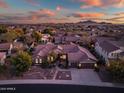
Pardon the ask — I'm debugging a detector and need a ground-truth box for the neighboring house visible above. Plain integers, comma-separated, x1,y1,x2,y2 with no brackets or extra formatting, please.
0,52,6,65
63,36,80,44
12,42,24,50
41,34,51,44
119,52,124,59
33,43,57,65
110,40,124,59
110,40,124,51
0,43,13,55
54,35,80,44
54,36,63,44
95,40,122,63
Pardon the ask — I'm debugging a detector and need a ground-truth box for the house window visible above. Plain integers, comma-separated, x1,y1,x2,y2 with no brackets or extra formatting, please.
47,56,54,62
111,53,114,57
51,57,54,62
60,55,66,59
39,59,42,63
47,57,50,61
111,53,118,57
35,58,38,64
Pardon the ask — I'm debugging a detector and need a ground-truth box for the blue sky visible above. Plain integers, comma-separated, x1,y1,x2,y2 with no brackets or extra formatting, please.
0,0,124,23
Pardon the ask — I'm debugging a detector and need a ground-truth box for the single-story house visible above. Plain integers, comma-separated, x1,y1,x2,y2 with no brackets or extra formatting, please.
63,36,80,44
33,43,97,68
54,36,63,44
54,35,81,44
41,34,51,44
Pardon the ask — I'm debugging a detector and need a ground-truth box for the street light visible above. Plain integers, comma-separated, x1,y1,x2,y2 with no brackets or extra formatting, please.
78,63,82,69
94,63,97,68
94,63,99,72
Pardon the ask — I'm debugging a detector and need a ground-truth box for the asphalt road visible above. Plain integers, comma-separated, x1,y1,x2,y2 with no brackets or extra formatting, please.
0,84,124,93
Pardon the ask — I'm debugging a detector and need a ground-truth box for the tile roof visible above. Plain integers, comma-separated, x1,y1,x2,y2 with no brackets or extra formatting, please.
79,46,97,61
68,51,88,62
33,43,56,58
99,41,120,53
65,36,80,42
96,36,115,43
58,44,79,53
110,41,124,48
0,43,11,50
59,44,97,62
54,36,62,44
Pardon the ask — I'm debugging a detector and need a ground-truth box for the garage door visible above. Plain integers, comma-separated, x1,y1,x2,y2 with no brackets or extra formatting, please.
81,63,94,69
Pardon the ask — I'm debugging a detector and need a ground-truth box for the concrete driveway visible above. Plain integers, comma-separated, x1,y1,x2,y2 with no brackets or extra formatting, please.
70,69,101,82
56,68,101,82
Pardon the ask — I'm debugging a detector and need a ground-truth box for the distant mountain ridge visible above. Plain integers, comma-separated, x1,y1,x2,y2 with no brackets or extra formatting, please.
78,20,112,25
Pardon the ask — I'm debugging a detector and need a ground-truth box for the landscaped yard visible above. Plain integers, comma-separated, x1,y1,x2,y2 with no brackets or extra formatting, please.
0,66,102,83
12,66,57,80
55,71,72,80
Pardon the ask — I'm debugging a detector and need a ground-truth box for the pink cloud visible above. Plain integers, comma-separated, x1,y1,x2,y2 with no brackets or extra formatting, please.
29,9,56,17
79,0,124,8
37,9,56,16
79,0,102,7
0,0,9,8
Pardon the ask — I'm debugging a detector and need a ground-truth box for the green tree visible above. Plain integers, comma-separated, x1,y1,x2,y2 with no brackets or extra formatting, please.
43,28,54,35
107,60,124,82
41,52,57,68
0,25,7,34
0,30,23,43
21,35,35,47
32,31,42,43
10,51,32,76
0,32,17,42
0,65,6,74
22,27,27,34
13,29,24,37
41,59,49,68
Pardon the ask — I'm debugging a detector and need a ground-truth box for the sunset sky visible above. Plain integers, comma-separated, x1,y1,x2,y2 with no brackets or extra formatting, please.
0,0,124,24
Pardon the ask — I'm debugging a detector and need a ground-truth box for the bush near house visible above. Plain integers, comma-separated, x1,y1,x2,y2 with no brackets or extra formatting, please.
41,59,50,68
0,64,6,74
41,52,57,68
31,31,42,43
107,59,124,82
0,25,7,34
10,51,32,76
